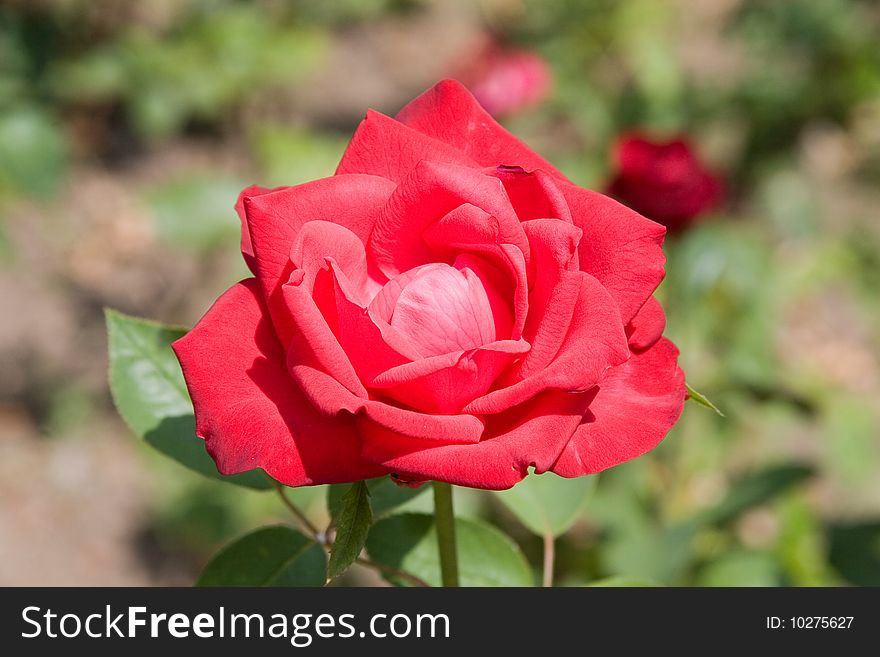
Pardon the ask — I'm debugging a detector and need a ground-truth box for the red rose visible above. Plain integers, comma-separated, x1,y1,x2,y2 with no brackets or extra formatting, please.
607,133,724,232
173,80,685,490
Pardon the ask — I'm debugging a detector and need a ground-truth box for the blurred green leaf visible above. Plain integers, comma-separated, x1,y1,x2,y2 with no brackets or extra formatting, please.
147,175,243,251
366,514,532,587
328,477,427,521
686,383,725,417
48,47,127,103
775,494,837,586
604,521,698,584
698,464,815,526
327,481,371,581
828,521,880,586
698,551,781,587
197,526,325,587
105,309,271,489
112,8,326,140
0,106,67,198
252,126,347,187
824,395,879,484
493,471,595,538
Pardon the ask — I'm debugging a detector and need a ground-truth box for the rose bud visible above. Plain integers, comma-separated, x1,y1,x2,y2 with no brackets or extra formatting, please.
173,80,685,490
457,42,552,117
607,133,725,232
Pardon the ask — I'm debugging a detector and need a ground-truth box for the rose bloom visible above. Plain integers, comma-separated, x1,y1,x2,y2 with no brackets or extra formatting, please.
607,133,724,232
459,43,552,116
173,80,685,490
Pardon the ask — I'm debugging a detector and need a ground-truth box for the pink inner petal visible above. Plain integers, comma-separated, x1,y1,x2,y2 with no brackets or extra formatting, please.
389,263,497,358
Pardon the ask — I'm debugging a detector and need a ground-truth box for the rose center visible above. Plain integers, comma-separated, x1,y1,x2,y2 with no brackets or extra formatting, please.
387,262,498,358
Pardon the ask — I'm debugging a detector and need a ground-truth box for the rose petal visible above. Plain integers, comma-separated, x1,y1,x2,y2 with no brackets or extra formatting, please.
325,262,418,379
389,263,496,358
234,184,278,275
369,160,530,279
422,219,529,339
490,166,573,226
560,182,667,324
359,388,596,490
395,79,568,180
240,174,394,342
515,219,583,380
369,339,530,415
551,337,686,477
625,295,666,352
290,220,377,303
172,279,387,486
281,268,371,398
336,109,480,183
285,355,485,445
451,252,515,341
464,271,629,414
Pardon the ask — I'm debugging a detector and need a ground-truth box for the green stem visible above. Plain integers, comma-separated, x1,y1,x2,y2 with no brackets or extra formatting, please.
542,532,555,587
432,481,459,587
274,482,320,537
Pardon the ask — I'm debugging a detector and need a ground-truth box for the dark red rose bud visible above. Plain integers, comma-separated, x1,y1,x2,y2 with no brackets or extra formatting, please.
457,41,552,117
607,133,724,232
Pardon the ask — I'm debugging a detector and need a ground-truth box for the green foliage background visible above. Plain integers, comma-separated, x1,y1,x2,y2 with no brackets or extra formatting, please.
2,0,879,586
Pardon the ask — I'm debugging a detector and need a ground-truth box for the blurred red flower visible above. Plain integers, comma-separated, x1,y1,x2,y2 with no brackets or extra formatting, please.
607,133,724,232
459,42,552,117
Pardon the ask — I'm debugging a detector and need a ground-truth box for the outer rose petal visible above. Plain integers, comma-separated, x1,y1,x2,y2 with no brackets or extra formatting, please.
172,279,387,486
336,109,480,184
359,388,596,490
551,337,686,477
285,356,485,445
625,295,666,352
234,184,278,275
560,182,667,324
395,79,569,180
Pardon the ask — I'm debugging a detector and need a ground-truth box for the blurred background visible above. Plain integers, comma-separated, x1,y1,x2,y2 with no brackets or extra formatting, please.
1,0,879,586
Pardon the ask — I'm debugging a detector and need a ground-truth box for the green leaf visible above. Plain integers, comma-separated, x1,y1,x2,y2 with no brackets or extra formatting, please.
493,471,595,538
328,477,426,521
686,383,725,416
106,309,271,489
366,513,532,587
697,464,815,526
327,481,372,581
197,526,326,587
